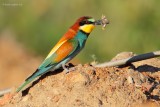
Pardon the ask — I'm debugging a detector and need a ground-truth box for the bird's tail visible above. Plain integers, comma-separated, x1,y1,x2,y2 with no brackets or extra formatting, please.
16,67,52,92
16,78,34,92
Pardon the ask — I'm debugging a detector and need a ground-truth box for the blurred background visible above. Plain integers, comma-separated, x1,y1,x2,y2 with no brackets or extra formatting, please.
0,0,160,89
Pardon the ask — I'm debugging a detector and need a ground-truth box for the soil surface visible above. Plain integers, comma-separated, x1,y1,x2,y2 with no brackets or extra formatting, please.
0,35,160,107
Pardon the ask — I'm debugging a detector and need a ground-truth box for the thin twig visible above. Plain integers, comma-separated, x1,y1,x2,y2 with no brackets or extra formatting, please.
0,88,11,97
95,51,160,67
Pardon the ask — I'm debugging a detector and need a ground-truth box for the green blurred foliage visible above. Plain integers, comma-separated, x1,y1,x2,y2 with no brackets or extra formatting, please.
0,0,160,63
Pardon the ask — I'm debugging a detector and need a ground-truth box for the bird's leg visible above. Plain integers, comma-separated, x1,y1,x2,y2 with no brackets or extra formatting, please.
62,64,69,73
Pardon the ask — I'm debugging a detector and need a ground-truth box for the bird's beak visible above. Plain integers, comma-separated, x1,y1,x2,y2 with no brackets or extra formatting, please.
94,19,109,25
94,16,109,29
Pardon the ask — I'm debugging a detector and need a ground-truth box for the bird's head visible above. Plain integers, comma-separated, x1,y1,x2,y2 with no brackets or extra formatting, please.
71,16,109,34
78,16,96,34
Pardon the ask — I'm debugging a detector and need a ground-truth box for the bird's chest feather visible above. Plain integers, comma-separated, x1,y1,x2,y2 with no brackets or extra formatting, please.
75,31,88,48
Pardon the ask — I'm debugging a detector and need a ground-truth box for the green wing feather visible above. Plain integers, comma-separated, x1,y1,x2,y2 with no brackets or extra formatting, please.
16,39,79,92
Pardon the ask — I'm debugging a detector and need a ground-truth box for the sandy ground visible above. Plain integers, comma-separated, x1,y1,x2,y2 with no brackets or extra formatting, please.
0,35,160,107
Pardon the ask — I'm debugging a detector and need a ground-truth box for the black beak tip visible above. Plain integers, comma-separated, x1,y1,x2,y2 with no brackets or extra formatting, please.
94,19,109,25
94,20,101,25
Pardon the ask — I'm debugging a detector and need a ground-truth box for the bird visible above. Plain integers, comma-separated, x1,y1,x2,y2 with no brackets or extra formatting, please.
16,16,108,92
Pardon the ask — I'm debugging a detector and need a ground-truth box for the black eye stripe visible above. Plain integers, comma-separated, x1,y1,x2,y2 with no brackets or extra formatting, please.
79,20,94,26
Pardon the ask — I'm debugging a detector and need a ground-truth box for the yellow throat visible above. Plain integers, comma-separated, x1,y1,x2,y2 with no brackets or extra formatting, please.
80,24,95,33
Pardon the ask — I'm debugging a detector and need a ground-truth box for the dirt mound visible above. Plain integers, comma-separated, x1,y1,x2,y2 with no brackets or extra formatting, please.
0,32,159,107
1,56,160,107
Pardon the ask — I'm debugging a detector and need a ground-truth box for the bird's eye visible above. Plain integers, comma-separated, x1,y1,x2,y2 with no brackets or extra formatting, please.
79,20,86,26
85,20,89,24
79,20,92,26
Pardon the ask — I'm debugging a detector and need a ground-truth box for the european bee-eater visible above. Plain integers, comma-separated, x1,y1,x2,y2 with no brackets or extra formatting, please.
16,16,109,92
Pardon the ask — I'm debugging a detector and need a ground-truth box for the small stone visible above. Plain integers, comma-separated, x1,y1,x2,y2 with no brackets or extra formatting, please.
127,76,134,84
22,94,31,102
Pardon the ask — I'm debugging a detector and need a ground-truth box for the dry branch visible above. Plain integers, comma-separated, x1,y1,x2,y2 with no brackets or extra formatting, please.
95,51,160,67
0,88,11,97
